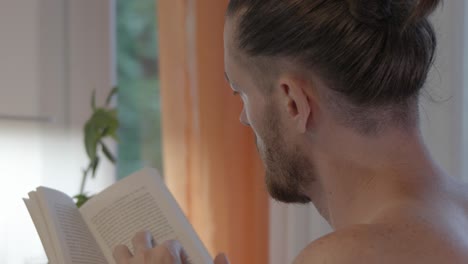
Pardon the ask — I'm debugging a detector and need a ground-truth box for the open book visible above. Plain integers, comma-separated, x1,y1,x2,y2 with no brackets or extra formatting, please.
24,168,212,264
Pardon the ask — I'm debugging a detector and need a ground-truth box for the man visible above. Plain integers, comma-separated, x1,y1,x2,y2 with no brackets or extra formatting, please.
114,0,468,263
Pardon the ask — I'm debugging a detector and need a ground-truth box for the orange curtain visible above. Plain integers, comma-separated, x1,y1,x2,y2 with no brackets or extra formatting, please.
158,1,269,263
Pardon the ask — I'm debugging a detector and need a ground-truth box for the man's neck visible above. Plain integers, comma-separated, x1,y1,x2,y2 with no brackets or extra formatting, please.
306,127,445,230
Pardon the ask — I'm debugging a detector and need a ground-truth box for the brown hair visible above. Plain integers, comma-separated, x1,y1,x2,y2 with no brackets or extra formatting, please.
227,0,441,133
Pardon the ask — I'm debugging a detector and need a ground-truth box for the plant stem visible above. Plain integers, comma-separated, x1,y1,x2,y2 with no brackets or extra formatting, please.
79,170,88,194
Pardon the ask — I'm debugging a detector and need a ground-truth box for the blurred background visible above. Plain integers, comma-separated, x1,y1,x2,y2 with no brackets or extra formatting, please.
0,0,467,263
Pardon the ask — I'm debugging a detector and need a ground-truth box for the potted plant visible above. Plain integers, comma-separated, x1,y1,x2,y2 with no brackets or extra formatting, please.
74,87,118,207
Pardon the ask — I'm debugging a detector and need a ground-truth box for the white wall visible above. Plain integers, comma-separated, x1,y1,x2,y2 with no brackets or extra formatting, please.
463,1,468,182
270,2,468,263
0,0,41,117
0,1,46,263
0,0,114,263
421,1,466,179
39,0,116,194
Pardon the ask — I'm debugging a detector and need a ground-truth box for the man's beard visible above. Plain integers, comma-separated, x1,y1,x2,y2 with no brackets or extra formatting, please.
256,105,313,204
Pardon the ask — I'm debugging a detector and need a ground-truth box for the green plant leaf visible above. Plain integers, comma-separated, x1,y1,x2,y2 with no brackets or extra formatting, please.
105,87,118,106
84,109,118,154
100,141,116,163
107,109,120,140
74,194,92,208
91,157,100,178
91,109,119,136
109,109,118,119
101,127,110,137
110,132,120,142
84,121,98,161
80,88,119,200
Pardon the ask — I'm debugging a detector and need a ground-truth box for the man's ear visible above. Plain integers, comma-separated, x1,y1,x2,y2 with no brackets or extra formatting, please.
279,78,312,134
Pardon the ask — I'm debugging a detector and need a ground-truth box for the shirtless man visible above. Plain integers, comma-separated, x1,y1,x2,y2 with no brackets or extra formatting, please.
114,0,468,263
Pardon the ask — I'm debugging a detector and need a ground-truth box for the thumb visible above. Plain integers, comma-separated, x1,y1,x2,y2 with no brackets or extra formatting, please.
214,253,230,264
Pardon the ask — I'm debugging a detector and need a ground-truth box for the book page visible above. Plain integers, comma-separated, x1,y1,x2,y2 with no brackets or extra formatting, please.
24,194,59,264
34,187,107,264
80,168,212,264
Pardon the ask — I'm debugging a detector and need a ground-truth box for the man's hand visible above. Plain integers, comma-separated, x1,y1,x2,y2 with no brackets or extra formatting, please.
113,231,229,264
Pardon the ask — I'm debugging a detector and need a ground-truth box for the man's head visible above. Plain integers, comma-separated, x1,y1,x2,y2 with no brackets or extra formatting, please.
223,0,440,203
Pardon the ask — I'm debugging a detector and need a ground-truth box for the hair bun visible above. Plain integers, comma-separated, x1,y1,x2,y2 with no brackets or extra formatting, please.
346,0,441,27
346,0,393,25
408,0,441,24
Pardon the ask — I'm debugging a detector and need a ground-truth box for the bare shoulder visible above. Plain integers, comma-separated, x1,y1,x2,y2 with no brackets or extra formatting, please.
293,222,468,264
293,180,468,264
293,224,386,264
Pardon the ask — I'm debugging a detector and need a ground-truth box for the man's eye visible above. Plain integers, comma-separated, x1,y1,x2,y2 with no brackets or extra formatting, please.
232,91,239,96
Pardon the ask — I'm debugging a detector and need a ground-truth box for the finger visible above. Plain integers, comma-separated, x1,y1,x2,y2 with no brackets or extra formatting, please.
113,244,132,263
175,242,190,263
163,240,184,255
150,242,179,263
132,231,153,254
150,236,157,247
164,240,191,263
214,253,230,264
180,247,190,263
